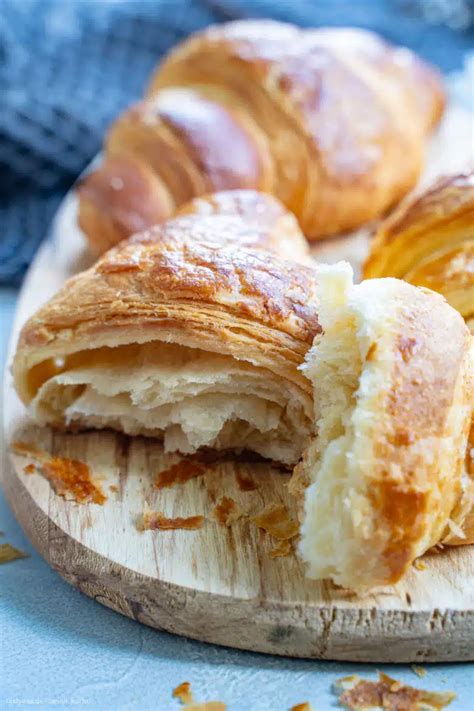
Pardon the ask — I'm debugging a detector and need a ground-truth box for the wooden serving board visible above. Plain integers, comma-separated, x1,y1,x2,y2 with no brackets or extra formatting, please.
3,106,474,663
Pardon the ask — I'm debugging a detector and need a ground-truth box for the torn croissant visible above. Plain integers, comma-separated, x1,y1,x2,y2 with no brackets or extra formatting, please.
363,171,474,333
291,263,473,590
11,189,474,589
12,195,320,468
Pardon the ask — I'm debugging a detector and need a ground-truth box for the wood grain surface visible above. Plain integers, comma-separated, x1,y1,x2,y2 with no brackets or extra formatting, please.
3,106,474,662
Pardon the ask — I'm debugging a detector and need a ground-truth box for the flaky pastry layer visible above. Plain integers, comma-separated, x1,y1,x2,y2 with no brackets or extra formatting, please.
13,221,320,466
364,171,474,331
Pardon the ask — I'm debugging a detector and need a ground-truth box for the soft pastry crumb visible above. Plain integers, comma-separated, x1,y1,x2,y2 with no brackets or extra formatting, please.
289,703,315,711
336,672,455,710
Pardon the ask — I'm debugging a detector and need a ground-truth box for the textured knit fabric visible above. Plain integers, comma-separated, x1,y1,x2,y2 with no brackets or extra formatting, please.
1,0,473,285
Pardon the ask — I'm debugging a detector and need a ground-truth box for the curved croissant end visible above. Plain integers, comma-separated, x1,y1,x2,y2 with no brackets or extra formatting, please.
291,263,473,590
364,171,474,332
77,20,445,254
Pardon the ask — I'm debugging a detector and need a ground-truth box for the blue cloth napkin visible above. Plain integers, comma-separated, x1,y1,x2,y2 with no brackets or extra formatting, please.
1,0,473,285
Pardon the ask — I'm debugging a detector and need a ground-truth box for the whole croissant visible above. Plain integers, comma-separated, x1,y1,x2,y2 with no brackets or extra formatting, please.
363,170,474,333
77,20,445,254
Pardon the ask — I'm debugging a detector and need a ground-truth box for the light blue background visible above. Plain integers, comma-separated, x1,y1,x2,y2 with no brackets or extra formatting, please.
1,288,473,709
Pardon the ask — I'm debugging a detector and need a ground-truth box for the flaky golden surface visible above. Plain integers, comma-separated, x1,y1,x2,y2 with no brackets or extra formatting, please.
364,171,474,330
77,20,444,252
293,265,473,590
162,190,311,263
13,209,320,469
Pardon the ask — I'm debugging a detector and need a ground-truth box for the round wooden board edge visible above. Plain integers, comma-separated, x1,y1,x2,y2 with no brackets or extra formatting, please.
3,455,474,663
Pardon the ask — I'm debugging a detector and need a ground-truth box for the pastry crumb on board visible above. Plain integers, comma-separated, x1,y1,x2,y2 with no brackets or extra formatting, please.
336,672,455,710
41,458,107,505
172,681,226,709
138,511,205,532
269,539,293,558
290,703,315,711
155,458,207,489
12,440,49,460
235,469,257,491
413,559,427,571
12,441,107,505
212,496,244,527
251,503,299,541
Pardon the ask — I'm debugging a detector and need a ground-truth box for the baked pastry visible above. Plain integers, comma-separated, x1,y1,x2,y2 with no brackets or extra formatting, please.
155,189,311,263
77,20,445,253
13,204,473,590
363,171,474,332
290,263,474,590
12,210,320,467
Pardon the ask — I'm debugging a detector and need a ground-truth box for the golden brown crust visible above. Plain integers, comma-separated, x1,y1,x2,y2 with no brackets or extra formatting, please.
294,270,473,590
366,283,473,581
363,171,474,325
77,154,174,256
13,215,320,405
153,22,444,237
77,19,444,253
164,190,311,262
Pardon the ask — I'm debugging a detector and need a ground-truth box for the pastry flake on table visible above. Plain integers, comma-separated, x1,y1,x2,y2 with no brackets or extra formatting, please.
171,681,226,710
336,672,455,710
